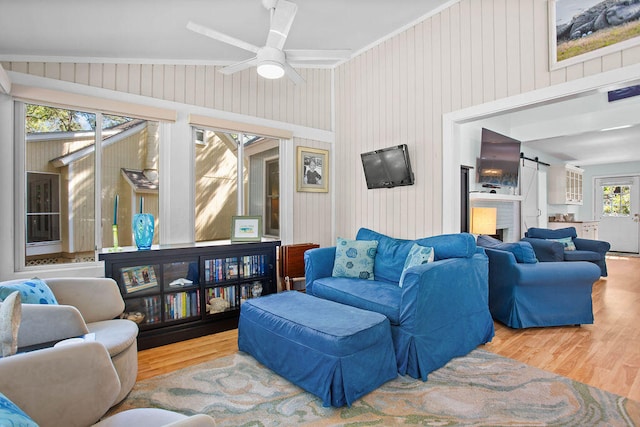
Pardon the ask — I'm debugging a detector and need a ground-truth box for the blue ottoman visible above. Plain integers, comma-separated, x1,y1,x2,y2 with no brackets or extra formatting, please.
238,291,397,407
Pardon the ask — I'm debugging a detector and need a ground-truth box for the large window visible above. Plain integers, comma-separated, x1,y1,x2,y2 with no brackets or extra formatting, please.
21,102,159,267
101,115,160,250
194,128,279,241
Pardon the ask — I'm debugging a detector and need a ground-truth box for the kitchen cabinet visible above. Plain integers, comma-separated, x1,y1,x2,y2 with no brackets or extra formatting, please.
548,165,584,205
547,221,599,240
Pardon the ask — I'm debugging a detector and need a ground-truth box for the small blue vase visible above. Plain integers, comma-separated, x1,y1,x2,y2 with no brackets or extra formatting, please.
133,213,154,250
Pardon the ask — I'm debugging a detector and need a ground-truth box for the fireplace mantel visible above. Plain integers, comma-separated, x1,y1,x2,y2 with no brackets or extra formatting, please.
469,193,523,202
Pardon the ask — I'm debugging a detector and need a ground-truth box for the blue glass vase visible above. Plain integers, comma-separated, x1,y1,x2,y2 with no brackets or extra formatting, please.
133,213,154,250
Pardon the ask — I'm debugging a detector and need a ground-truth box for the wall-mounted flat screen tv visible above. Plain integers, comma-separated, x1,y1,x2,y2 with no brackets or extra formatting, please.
361,144,415,189
476,128,521,188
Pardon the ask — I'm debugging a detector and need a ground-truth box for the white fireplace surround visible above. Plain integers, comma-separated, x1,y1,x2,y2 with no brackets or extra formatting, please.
469,193,522,242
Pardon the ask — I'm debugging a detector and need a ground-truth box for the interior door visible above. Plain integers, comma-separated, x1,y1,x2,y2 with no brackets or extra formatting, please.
594,176,640,253
520,160,547,235
265,158,279,236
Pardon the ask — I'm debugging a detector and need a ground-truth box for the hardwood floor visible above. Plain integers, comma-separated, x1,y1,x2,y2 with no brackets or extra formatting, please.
137,255,640,402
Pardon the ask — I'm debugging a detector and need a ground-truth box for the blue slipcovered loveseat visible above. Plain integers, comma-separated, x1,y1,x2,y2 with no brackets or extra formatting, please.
304,228,495,380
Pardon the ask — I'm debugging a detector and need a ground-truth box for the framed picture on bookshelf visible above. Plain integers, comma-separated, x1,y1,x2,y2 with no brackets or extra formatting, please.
121,265,159,294
231,216,262,242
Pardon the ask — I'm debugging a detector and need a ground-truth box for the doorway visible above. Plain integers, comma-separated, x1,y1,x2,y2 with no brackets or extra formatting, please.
594,176,640,253
265,158,279,236
442,64,640,235
520,160,548,234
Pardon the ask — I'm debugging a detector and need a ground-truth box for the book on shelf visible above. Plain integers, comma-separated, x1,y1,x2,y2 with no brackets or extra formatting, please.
239,254,266,278
164,289,200,321
226,258,239,279
205,285,236,312
204,257,247,282
169,278,193,287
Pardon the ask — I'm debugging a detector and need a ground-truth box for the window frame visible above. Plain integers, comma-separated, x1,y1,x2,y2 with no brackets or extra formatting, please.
6,74,303,277
192,125,282,241
14,101,162,272
601,184,632,217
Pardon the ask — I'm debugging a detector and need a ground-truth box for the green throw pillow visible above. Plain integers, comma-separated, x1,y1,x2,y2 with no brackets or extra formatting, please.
399,243,434,287
332,238,378,280
0,278,58,305
0,392,38,427
548,236,576,251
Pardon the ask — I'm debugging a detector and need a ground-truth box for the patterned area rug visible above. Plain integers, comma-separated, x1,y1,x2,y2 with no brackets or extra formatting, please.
109,349,640,426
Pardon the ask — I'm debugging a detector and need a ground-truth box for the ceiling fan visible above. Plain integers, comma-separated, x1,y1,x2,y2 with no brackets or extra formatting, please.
187,0,350,84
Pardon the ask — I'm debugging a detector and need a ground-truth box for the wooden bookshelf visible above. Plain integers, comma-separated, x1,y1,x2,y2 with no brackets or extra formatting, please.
99,240,279,350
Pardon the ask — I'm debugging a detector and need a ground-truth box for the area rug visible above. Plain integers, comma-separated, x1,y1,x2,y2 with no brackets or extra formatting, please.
109,349,640,426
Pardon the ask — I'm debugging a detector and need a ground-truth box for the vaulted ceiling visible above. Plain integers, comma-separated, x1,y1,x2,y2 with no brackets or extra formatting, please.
0,0,450,66
1,0,639,166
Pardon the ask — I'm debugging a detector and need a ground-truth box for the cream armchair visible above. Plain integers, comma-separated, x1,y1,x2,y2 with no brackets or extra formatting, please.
0,341,215,427
1,277,138,404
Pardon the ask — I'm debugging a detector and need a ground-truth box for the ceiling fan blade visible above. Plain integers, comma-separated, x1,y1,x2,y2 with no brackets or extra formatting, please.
266,0,297,50
187,21,260,54
219,57,258,75
285,49,352,61
283,62,305,85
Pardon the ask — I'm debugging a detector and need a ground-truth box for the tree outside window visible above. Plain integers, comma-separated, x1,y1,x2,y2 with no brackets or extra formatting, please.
602,185,631,216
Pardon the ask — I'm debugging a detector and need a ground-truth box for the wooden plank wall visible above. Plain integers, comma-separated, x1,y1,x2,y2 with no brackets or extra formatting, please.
292,138,332,246
3,62,333,131
333,0,640,240
3,62,334,247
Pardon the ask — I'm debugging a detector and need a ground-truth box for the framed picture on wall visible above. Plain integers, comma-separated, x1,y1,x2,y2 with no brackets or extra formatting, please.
296,146,329,193
231,216,262,242
549,0,640,70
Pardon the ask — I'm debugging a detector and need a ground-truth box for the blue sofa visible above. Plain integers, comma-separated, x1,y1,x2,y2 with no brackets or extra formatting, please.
477,235,602,328
304,228,495,381
522,227,610,276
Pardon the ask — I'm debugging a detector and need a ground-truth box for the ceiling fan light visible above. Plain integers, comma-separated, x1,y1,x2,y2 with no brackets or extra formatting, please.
257,61,285,79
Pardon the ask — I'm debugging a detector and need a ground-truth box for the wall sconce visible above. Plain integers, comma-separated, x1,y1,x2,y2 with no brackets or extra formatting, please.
471,207,497,235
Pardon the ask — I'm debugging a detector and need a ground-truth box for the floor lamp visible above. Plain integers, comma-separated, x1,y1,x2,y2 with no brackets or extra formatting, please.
471,207,497,236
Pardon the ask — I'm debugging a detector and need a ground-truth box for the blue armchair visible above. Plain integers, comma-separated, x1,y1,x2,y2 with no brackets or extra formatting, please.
522,227,610,276
477,235,602,328
305,228,495,380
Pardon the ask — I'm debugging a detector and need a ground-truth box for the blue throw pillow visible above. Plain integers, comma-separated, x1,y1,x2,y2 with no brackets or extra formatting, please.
477,235,538,264
403,243,434,271
0,392,38,426
547,236,576,251
399,244,434,287
0,278,58,305
332,238,378,280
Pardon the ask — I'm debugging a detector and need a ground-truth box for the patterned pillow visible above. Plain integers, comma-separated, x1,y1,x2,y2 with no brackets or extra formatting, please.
332,238,378,280
403,244,434,270
399,244,434,287
548,236,576,251
0,392,38,427
0,278,58,305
